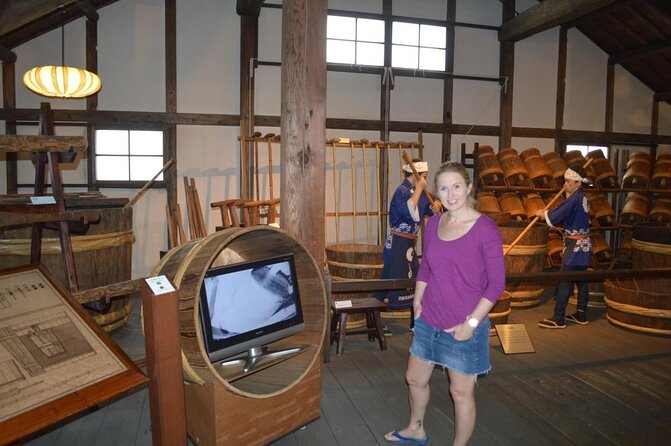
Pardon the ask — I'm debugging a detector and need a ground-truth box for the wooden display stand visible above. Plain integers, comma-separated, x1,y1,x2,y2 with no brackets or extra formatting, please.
151,226,327,445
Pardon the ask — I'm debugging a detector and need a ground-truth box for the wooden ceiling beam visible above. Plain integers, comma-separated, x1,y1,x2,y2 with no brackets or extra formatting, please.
500,0,618,42
0,0,75,38
236,0,265,16
75,0,99,22
565,0,638,29
0,43,17,63
654,91,671,102
609,38,671,65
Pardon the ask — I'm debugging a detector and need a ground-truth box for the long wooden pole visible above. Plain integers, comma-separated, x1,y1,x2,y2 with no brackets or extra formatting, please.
503,157,594,257
401,151,434,203
125,158,176,207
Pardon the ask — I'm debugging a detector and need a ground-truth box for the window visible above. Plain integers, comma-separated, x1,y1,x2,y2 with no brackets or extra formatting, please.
326,15,384,66
566,144,609,160
95,129,164,182
392,22,446,71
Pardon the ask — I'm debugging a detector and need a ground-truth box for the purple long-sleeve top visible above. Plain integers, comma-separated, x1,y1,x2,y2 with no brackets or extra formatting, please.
417,214,506,329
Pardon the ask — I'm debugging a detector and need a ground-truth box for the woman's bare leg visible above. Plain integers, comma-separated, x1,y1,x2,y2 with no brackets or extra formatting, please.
385,355,434,441
447,369,477,446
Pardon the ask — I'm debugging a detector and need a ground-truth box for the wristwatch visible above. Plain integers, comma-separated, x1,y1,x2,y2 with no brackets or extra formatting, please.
466,316,479,328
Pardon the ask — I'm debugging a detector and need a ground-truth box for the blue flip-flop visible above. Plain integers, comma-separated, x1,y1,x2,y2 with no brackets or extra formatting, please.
385,430,429,445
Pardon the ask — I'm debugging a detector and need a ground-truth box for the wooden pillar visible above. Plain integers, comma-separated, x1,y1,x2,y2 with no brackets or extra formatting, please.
165,0,178,216
141,278,188,446
499,0,515,150
2,60,17,194
280,0,327,268
85,16,99,192
239,4,260,200
442,0,456,163
379,0,393,242
554,26,567,154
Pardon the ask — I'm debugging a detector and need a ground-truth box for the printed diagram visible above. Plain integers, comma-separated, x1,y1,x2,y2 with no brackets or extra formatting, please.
0,312,95,377
0,269,126,423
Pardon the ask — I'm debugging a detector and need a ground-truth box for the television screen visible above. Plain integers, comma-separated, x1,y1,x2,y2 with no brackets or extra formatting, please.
198,253,305,366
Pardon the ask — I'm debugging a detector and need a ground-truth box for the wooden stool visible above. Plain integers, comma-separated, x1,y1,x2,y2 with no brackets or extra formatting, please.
330,297,387,356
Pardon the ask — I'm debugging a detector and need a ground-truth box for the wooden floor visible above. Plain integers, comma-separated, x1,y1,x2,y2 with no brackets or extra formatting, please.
26,293,671,446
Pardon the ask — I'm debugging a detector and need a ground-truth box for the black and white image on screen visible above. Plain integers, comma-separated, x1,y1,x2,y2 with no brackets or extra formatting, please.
204,262,297,340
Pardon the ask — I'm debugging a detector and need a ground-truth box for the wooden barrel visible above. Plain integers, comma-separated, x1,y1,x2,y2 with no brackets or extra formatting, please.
498,148,530,187
650,160,671,190
622,158,651,189
617,228,633,265
542,152,568,187
520,148,553,188
477,191,501,214
0,196,134,332
648,198,671,223
488,290,511,334
591,232,614,265
522,193,546,219
498,192,527,221
563,150,596,179
619,192,648,226
500,222,548,307
476,151,505,187
546,231,564,268
631,222,671,269
569,270,606,308
604,278,671,336
586,150,618,189
544,192,565,211
325,243,383,328
586,193,615,227
151,226,327,391
627,151,651,167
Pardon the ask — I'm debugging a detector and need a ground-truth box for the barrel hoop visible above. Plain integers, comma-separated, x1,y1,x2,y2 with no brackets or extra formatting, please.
606,314,671,335
0,230,135,255
488,308,512,318
326,259,383,270
501,244,547,255
631,238,671,255
604,296,671,319
508,288,544,299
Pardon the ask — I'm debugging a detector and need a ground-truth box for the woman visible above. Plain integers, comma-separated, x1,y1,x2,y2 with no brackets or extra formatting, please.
385,161,505,446
536,164,592,329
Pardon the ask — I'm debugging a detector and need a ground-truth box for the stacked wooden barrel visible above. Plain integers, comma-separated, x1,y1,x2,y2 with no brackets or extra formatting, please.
622,152,651,189
520,148,554,190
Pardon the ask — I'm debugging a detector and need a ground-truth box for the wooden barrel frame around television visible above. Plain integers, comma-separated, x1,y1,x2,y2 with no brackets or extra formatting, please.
150,226,328,445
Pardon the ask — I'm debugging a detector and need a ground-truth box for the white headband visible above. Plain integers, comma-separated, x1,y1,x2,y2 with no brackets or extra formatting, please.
403,161,428,173
564,167,589,183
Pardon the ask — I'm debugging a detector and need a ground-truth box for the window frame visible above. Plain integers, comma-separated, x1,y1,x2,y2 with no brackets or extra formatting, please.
91,125,168,189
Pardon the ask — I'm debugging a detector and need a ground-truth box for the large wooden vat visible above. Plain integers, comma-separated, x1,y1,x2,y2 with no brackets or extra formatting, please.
325,243,383,327
0,196,133,332
631,222,671,269
151,226,327,445
604,278,671,336
500,222,548,307
488,290,511,333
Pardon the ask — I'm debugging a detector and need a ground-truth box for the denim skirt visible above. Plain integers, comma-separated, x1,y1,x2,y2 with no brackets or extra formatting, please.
410,316,491,375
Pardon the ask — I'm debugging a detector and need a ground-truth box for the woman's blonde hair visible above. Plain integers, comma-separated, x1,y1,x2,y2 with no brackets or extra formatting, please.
433,161,477,208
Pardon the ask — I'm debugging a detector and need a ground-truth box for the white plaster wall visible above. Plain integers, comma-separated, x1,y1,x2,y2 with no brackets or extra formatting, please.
456,0,501,26
97,0,165,112
176,0,239,114
328,72,380,119
393,0,446,19
454,27,499,78
613,66,653,134
390,77,443,123
564,29,607,131
452,79,501,127
329,0,382,14
512,28,558,129
511,137,555,154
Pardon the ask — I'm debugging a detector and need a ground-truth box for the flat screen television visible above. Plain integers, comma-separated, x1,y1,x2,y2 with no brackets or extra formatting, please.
198,253,305,375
